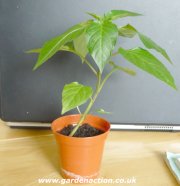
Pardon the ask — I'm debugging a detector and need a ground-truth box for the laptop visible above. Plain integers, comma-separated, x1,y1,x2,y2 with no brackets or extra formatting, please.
1,0,180,131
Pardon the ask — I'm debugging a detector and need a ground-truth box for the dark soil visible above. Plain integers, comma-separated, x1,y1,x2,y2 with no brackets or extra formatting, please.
58,123,104,137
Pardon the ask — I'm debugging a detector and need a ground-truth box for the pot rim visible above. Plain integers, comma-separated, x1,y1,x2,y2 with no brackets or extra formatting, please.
51,114,110,140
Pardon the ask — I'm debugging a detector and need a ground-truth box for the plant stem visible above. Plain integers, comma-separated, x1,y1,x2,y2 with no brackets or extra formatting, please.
99,68,117,91
69,72,101,137
69,99,94,137
76,106,81,114
112,51,119,57
69,67,117,137
84,58,97,76
63,48,97,76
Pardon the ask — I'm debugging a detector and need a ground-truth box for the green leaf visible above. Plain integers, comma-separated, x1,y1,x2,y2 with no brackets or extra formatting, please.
62,82,93,114
26,42,75,54
109,61,136,76
59,42,75,51
73,32,88,62
96,109,112,114
105,10,141,20
26,48,41,53
86,20,118,73
27,43,89,67
118,24,137,38
118,47,176,89
138,33,172,63
117,23,172,64
86,12,101,20
33,21,91,70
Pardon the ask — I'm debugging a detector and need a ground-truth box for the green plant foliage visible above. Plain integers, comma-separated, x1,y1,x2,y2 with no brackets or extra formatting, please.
86,12,101,20
109,61,136,76
33,21,91,70
73,32,88,61
118,24,172,63
28,10,177,136
105,10,141,20
26,42,75,54
61,82,93,114
119,47,176,89
138,33,172,63
96,109,112,114
86,20,118,73
26,42,88,64
118,24,137,38
26,48,41,53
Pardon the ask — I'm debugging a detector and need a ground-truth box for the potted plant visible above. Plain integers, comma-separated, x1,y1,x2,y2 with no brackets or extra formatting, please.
28,10,176,180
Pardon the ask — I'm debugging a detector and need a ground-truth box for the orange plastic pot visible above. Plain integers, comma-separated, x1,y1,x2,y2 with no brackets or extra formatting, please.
51,114,110,180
